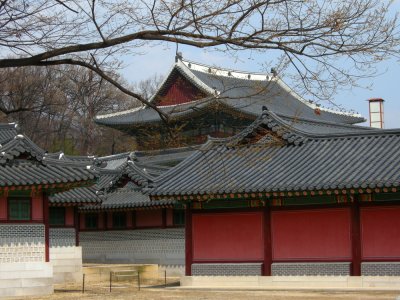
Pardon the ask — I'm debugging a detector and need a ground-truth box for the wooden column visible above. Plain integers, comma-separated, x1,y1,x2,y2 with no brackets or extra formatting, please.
162,208,167,228
74,207,80,246
351,196,361,276
43,192,50,262
185,204,193,276
263,204,272,276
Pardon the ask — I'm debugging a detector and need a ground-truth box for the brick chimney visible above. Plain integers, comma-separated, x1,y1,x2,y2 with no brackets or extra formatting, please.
368,98,384,129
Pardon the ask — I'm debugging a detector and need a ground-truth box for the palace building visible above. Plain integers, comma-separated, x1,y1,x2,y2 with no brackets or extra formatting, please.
0,124,96,297
81,56,370,273
95,55,365,152
149,108,400,282
2,55,396,296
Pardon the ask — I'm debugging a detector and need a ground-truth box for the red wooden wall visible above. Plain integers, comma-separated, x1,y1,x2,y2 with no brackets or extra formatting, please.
156,74,204,106
271,208,352,260
192,212,264,261
166,208,173,227
31,195,43,221
361,206,400,259
0,196,6,220
65,207,74,226
136,210,163,228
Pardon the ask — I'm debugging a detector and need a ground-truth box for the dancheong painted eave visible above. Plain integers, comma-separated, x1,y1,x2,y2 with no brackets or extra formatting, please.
148,110,400,199
95,57,366,127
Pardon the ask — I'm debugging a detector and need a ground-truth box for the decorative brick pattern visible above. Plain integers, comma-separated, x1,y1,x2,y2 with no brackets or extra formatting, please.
50,228,76,247
271,263,351,276
0,224,45,263
79,228,184,265
191,263,263,276
362,262,400,276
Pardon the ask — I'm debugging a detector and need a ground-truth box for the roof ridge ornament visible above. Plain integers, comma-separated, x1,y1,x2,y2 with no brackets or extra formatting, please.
175,52,183,62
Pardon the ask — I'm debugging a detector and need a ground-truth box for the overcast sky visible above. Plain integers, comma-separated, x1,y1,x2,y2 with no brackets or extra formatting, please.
121,2,400,128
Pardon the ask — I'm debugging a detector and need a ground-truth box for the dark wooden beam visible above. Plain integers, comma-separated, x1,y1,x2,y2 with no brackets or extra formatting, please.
185,205,193,276
351,196,361,276
263,204,272,276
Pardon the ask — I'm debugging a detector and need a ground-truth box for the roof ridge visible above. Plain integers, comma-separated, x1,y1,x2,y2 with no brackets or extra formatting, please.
181,58,363,119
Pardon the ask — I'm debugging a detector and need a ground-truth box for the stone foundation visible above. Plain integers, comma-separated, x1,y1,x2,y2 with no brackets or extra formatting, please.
181,275,400,290
50,246,82,284
0,262,53,297
49,228,82,284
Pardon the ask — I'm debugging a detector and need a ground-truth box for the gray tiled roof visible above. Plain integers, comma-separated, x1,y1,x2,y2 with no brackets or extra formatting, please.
50,186,101,204
0,123,18,144
150,110,397,197
0,130,96,188
95,59,365,126
80,183,175,211
50,151,174,206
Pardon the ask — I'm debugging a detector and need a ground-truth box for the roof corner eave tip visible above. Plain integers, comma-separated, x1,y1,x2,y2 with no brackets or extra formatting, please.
95,106,144,120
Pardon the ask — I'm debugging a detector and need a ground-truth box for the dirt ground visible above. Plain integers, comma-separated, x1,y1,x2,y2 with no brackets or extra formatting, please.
22,285,400,300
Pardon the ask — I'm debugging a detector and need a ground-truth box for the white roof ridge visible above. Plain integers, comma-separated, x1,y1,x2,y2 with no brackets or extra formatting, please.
95,106,143,119
181,58,274,81
182,58,362,118
275,77,363,118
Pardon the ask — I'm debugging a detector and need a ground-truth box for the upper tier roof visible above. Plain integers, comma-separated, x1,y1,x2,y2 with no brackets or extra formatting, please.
96,58,366,126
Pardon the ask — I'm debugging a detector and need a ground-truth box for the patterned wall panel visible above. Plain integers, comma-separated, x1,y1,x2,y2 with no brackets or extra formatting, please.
191,263,263,276
362,262,400,276
0,224,45,263
50,228,76,247
271,262,351,276
79,228,184,265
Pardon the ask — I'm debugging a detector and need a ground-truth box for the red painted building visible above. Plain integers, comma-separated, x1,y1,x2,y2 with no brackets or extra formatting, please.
96,56,365,151
50,153,186,268
150,109,400,277
0,125,96,296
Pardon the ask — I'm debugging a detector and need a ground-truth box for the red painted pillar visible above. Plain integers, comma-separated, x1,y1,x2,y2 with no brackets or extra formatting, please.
74,207,80,246
351,196,361,276
43,193,50,262
263,205,272,276
185,205,193,276
162,208,167,229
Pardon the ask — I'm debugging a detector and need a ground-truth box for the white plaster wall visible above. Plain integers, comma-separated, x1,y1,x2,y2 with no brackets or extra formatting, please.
50,246,82,284
0,262,53,297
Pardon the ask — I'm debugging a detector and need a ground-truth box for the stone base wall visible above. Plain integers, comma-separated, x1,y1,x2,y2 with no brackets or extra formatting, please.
271,262,351,276
50,246,82,284
49,228,82,284
159,264,185,277
0,262,53,297
362,262,400,276
192,263,263,276
181,275,400,290
79,228,184,266
0,224,45,263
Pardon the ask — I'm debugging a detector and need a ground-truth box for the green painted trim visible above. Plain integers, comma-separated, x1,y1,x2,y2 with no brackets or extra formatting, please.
280,195,337,206
8,190,31,197
374,192,400,202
